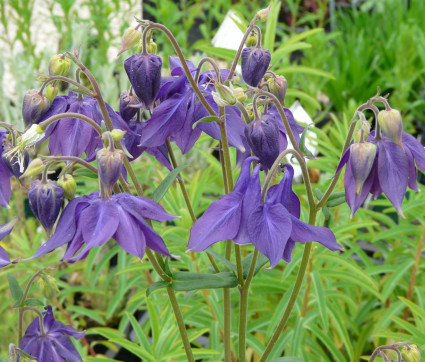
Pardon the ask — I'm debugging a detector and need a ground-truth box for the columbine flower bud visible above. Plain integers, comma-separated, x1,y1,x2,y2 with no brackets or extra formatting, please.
349,142,377,194
354,120,371,143
119,91,140,122
400,344,421,362
246,33,258,47
241,46,271,87
97,146,124,196
244,115,280,169
256,5,271,22
147,39,157,54
28,180,64,234
37,273,59,298
57,174,77,200
267,75,287,104
48,54,71,76
245,104,255,121
124,53,162,110
20,158,45,179
212,83,237,107
45,84,58,102
22,90,51,127
377,109,403,147
118,27,142,56
110,129,126,141
233,87,247,103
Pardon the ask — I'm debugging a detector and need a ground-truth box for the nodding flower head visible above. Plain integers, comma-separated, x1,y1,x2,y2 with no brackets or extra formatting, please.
377,109,403,147
241,46,271,87
1,139,30,179
96,141,124,197
124,53,162,110
119,90,140,122
29,180,64,234
22,90,51,127
244,115,280,170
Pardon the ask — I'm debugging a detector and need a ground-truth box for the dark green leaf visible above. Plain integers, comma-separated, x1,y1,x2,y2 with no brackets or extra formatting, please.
7,273,23,304
151,165,187,202
171,272,238,291
73,167,98,179
322,206,331,219
242,252,269,278
299,127,315,157
25,298,44,307
146,281,170,297
327,195,346,207
206,250,237,273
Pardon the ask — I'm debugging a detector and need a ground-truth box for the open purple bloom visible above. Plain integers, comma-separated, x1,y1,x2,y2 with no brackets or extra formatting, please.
338,131,425,217
32,192,177,262
19,306,84,362
188,158,342,268
38,92,131,161
0,130,13,207
0,218,17,268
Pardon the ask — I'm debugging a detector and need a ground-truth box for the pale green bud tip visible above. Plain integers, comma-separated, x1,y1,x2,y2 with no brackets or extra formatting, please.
267,75,287,104
246,33,258,47
377,109,403,147
45,84,58,102
49,54,71,76
118,27,142,56
58,174,77,200
256,5,271,22
212,83,237,107
233,87,247,103
401,344,421,362
20,159,45,179
111,129,127,141
350,142,377,194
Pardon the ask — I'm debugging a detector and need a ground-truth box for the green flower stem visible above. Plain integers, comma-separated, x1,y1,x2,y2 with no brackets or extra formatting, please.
18,270,44,342
194,57,222,84
39,112,101,135
165,139,220,273
20,306,46,336
300,246,316,317
39,155,98,175
69,55,194,361
235,244,244,287
238,248,258,361
39,75,94,97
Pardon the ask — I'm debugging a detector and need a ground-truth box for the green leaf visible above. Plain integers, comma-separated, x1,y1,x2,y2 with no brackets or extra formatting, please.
146,298,160,349
146,281,170,297
192,115,220,129
124,312,152,354
277,66,335,80
321,206,331,219
196,45,237,62
206,250,237,273
299,127,315,157
152,165,187,202
281,28,324,47
7,273,23,304
286,88,321,110
108,338,155,361
242,251,269,278
381,260,414,300
312,271,329,331
269,358,304,362
171,272,238,291
24,298,44,307
73,167,98,179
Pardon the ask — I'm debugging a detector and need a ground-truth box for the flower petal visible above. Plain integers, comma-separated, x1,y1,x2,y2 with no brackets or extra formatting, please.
248,203,292,268
402,132,425,171
377,139,408,216
188,193,242,252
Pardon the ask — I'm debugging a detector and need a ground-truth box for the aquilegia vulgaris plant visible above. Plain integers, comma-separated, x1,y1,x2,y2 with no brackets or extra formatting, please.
0,4,424,362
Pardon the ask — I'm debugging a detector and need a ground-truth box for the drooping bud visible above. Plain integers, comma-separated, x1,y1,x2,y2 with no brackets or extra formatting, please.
377,109,403,147
96,146,124,196
245,32,258,47
37,273,59,298
79,72,94,92
349,142,377,194
244,115,280,169
119,91,140,122
117,27,142,56
20,158,45,179
212,83,237,107
48,54,71,76
146,39,157,54
400,344,421,362
2,141,29,178
267,75,287,104
256,5,271,22
22,90,51,127
28,180,64,234
124,53,162,109
45,84,58,102
233,87,247,103
57,174,77,200
245,104,255,121
241,46,271,87
353,120,371,143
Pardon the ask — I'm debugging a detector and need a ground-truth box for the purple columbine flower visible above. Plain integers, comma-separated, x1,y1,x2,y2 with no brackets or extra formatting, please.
37,92,131,161
19,305,84,362
241,46,271,87
0,218,17,268
28,180,65,234
119,90,140,122
188,157,342,268
124,53,162,110
32,192,177,262
0,130,13,207
338,131,425,217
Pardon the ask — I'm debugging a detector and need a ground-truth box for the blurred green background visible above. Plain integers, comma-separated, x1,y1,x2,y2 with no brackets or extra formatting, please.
1,0,425,361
